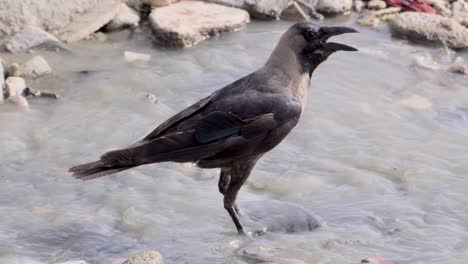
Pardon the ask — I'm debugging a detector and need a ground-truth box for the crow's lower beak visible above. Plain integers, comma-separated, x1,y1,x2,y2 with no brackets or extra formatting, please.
320,26,358,52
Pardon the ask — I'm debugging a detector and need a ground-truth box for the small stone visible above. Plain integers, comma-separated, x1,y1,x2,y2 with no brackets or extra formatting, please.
22,56,52,78
413,53,440,70
122,250,163,264
124,51,152,63
106,3,140,31
391,12,468,48
400,95,432,110
316,0,353,14
367,0,386,9
354,0,365,12
6,63,22,77
449,61,468,74
148,0,181,7
149,1,250,47
4,26,66,53
6,95,29,110
4,77,26,97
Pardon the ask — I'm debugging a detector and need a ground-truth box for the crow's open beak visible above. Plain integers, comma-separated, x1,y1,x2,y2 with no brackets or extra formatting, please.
320,26,358,52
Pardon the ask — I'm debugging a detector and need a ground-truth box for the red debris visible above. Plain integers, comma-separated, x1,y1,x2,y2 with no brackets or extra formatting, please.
384,0,436,13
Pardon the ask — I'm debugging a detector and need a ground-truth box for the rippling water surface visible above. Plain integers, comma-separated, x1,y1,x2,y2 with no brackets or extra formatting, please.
1,18,468,264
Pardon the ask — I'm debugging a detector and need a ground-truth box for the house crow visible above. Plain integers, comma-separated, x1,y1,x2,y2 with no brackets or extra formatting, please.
69,22,358,234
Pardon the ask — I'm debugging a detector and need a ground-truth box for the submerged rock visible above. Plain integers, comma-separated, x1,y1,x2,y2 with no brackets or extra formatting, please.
122,250,163,264
316,0,353,14
391,12,468,48
149,1,249,47
22,55,52,78
400,94,432,110
4,76,26,97
57,0,121,43
6,95,29,110
240,200,320,233
4,26,65,53
106,3,140,31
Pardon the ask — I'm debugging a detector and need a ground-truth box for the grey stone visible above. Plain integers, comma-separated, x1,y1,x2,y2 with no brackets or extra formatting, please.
4,76,26,98
4,26,65,53
6,63,22,77
57,0,121,43
367,0,386,9
206,0,290,19
391,12,468,48
105,3,140,31
316,0,353,14
354,0,365,12
149,1,249,47
22,55,52,78
240,200,320,233
122,250,163,264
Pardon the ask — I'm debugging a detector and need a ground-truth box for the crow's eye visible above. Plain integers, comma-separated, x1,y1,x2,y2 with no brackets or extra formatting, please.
304,29,317,41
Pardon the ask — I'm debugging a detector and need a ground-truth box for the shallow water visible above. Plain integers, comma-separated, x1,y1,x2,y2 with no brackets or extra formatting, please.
1,18,468,264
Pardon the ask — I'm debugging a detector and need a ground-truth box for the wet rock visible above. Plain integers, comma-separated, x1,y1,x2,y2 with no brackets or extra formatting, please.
400,95,432,110
451,0,468,15
149,1,249,47
281,0,325,20
6,95,29,110
122,250,163,264
106,3,140,31
4,76,26,97
124,51,152,63
148,0,181,7
206,0,290,19
453,11,468,28
354,0,365,12
367,0,386,9
427,0,451,16
316,0,353,14
5,63,22,77
240,200,320,233
57,0,121,43
449,57,468,74
391,12,468,48
239,243,307,263
22,55,52,78
4,26,65,53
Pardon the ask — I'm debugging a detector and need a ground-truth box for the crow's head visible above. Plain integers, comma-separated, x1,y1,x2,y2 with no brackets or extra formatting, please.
277,22,358,67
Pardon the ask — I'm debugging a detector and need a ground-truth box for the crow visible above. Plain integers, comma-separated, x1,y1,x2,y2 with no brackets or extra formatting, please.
70,21,358,234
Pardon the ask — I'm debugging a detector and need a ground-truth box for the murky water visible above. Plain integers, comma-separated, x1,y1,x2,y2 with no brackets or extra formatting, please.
1,18,468,264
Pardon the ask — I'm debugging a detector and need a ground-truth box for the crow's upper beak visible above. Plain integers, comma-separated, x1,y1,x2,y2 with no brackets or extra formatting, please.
320,26,358,52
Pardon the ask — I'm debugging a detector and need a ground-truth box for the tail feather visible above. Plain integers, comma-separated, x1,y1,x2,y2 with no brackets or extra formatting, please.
69,160,134,181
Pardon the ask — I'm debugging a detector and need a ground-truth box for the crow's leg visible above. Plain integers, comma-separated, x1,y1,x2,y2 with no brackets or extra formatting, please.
223,159,257,234
218,168,231,195
219,169,240,213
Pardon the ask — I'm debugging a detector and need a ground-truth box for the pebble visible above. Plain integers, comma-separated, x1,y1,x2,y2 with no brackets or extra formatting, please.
124,51,152,63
